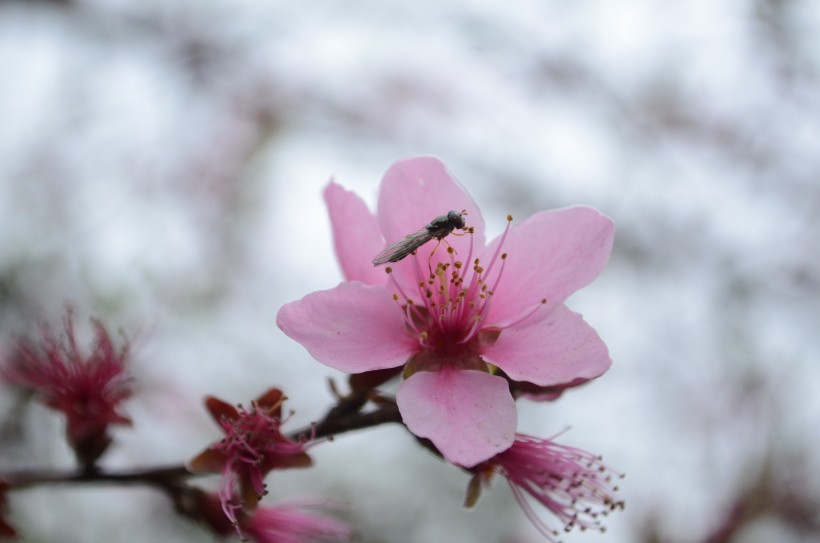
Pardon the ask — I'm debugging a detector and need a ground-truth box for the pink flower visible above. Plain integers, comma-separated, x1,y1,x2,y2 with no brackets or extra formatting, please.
467,434,624,541
189,389,313,526
178,489,350,543
1,311,132,466
241,502,352,543
276,157,614,467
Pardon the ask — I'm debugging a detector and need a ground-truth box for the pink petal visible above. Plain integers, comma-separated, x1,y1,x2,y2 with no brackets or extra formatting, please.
244,503,352,543
276,282,417,373
376,157,485,284
323,181,387,286
481,206,614,327
396,368,516,467
481,303,611,386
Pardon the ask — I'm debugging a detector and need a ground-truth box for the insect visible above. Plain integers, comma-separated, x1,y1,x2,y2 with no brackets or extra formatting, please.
372,210,467,266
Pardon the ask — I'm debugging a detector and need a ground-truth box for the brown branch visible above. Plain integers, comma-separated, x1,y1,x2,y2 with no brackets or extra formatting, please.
1,396,403,491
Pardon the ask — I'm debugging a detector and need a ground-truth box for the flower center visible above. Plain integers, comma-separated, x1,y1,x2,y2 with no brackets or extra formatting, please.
217,407,281,466
386,214,550,355
216,399,308,469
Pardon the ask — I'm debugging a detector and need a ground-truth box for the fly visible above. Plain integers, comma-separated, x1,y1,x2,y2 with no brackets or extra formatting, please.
372,210,467,266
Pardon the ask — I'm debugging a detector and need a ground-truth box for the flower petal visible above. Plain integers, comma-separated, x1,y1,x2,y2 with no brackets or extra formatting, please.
205,396,240,424
188,448,228,473
256,388,285,418
242,503,352,543
376,157,485,284
396,368,516,467
323,181,387,286
276,282,417,373
481,303,611,386
482,206,614,327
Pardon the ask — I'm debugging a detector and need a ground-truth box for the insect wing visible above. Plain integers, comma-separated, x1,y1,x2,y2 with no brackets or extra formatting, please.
372,227,436,265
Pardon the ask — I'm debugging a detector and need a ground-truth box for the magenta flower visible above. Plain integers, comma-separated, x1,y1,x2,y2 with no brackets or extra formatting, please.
189,389,313,526
180,489,350,543
467,434,624,541
1,311,132,466
241,502,352,543
276,157,614,467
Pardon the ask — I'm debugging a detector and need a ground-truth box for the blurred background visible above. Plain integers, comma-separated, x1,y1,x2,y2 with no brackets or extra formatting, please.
1,0,819,542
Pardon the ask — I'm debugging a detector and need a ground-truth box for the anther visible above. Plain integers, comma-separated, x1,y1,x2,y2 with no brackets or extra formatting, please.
385,266,392,274
435,264,450,300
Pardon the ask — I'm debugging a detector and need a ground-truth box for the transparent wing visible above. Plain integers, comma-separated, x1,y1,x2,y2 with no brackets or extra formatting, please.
372,228,435,265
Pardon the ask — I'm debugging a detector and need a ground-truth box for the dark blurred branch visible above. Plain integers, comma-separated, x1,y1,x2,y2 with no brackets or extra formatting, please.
701,450,820,543
1,393,403,491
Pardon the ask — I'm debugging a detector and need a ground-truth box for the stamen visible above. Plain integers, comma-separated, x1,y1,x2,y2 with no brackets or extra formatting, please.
476,253,508,327
387,269,415,307
482,214,512,279
456,259,484,325
489,253,507,290
387,269,427,327
435,264,449,304
458,314,484,344
402,304,425,339
492,298,548,330
411,251,435,316
461,258,483,307
508,482,562,541
463,228,475,279
447,245,460,278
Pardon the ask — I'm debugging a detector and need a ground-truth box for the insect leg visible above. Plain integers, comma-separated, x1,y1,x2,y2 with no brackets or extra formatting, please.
426,239,443,276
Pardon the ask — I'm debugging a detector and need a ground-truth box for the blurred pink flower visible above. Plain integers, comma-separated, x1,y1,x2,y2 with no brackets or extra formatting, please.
182,489,350,543
1,311,132,466
242,502,351,543
467,434,624,541
277,157,613,467
189,389,313,526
